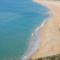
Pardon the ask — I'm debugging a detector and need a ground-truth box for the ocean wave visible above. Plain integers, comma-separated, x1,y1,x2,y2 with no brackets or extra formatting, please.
21,17,49,60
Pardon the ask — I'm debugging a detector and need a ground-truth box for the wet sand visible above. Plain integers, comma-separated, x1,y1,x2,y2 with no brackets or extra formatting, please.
31,0,60,60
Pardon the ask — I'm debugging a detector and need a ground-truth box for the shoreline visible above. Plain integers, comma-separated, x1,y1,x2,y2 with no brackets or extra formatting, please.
22,11,50,60
22,18,49,60
22,0,60,60
21,0,52,60
31,0,60,60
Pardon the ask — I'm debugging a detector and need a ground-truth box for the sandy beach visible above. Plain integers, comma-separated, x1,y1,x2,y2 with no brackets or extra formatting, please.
31,0,60,60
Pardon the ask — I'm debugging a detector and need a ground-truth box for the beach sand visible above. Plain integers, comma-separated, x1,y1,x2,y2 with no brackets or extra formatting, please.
31,0,60,60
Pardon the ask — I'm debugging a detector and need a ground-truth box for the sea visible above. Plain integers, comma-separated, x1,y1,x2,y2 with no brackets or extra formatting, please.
0,0,49,60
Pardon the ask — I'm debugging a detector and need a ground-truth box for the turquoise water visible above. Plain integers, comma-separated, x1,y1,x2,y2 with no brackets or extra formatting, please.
0,0,49,60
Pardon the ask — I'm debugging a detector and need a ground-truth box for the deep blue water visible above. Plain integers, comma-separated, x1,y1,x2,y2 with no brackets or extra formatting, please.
0,0,49,60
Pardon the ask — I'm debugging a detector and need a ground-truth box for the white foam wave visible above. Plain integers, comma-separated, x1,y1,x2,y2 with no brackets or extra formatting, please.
22,17,49,60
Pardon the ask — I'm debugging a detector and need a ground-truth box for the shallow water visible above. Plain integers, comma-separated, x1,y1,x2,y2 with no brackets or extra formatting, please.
0,0,49,60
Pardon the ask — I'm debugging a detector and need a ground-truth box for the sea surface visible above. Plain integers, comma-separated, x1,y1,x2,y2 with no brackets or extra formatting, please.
0,0,49,60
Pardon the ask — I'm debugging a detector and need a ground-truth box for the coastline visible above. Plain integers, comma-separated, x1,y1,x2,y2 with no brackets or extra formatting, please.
22,17,50,60
22,7,50,60
31,0,60,60
22,0,51,60
22,0,60,60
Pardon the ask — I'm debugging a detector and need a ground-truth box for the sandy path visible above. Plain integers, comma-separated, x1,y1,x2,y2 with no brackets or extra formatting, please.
31,0,60,60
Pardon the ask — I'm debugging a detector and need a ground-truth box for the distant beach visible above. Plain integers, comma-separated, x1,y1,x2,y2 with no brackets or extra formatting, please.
22,17,50,60
22,1,49,60
22,0,60,60
31,0,60,60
